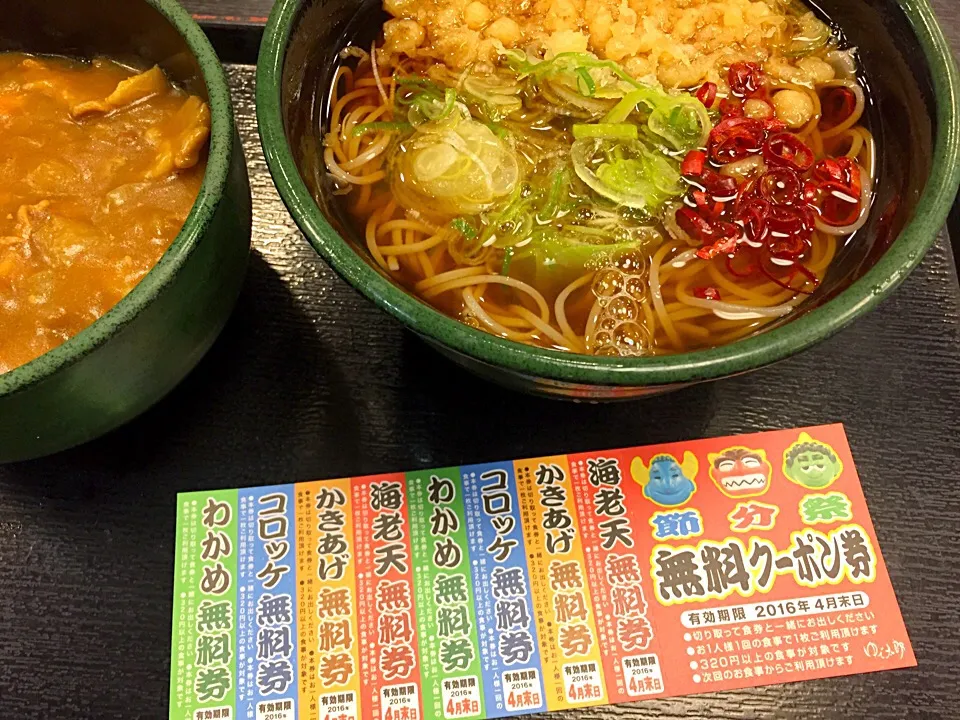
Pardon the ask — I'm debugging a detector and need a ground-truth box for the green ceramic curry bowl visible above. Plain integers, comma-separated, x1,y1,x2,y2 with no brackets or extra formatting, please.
257,0,960,399
0,0,252,462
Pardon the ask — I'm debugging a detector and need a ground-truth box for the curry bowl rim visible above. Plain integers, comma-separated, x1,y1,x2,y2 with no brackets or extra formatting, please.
0,0,236,397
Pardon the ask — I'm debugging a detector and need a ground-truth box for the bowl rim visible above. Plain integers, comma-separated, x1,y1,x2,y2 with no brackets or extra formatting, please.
0,0,235,397
256,0,960,386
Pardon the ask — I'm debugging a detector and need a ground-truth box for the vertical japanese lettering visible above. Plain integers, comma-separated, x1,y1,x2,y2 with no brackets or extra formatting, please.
407,468,485,720
237,486,299,720
514,455,606,710
354,473,424,720
183,490,238,720
296,479,362,720
569,453,663,702
462,463,545,718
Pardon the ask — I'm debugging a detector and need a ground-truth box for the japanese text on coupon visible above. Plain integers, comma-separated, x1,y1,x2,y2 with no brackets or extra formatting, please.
171,424,915,720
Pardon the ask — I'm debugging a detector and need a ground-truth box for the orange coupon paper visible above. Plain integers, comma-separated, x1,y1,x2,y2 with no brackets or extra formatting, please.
170,424,914,720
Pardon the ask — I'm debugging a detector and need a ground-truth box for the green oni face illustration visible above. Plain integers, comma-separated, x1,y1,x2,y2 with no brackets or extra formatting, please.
783,432,843,489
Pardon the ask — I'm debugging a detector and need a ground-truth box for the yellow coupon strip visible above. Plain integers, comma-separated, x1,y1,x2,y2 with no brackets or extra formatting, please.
295,478,362,720
514,455,607,710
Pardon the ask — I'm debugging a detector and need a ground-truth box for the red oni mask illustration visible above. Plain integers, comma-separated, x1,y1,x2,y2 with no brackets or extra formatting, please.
707,446,772,498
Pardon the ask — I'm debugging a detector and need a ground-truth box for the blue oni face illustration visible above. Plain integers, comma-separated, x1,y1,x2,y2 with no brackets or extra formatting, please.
631,452,698,507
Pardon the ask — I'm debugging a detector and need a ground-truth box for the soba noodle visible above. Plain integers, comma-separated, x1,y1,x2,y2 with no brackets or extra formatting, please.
319,2,874,357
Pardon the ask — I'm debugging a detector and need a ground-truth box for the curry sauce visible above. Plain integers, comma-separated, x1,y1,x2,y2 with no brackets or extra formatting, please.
0,54,210,374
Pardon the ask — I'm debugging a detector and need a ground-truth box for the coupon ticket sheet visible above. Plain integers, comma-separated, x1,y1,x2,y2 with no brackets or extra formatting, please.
170,424,915,720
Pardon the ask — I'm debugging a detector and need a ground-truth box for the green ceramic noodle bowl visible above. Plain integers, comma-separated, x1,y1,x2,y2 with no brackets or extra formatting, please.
257,0,960,399
0,0,252,462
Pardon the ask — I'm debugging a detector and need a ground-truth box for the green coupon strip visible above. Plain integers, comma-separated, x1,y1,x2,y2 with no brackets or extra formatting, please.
407,467,485,720
171,489,238,719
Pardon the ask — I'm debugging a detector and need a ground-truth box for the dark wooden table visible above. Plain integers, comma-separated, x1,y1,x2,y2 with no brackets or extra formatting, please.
2,2,960,719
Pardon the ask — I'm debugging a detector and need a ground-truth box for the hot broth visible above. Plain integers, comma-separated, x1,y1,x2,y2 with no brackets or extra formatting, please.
320,0,872,356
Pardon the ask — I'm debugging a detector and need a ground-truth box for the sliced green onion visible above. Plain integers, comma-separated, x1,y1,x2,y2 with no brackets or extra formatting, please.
397,77,446,108
602,89,652,123
537,168,568,223
575,67,596,97
785,12,830,57
492,48,710,149
438,88,458,120
398,90,440,107
571,137,682,211
484,121,509,139
451,217,478,239
572,123,639,140
647,98,711,152
351,121,412,136
412,96,437,115
501,247,514,276
478,182,530,248
396,76,437,87
507,52,644,90
512,228,649,290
